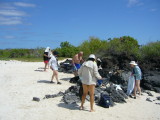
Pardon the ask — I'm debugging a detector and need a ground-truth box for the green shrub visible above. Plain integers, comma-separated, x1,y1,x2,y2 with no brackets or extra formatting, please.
55,41,79,58
140,41,160,59
79,37,107,57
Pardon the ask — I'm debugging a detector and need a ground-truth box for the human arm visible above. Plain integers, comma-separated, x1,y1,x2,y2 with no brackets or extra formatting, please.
44,52,49,57
93,63,102,79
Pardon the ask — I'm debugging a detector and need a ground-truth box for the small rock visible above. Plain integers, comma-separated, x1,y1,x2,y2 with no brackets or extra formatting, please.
155,103,160,105
33,97,40,102
146,91,153,96
156,96,160,100
146,98,152,102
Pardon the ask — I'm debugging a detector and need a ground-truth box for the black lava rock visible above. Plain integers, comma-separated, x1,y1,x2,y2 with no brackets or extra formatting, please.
69,76,79,83
146,98,152,102
33,97,40,102
146,91,153,96
157,96,160,100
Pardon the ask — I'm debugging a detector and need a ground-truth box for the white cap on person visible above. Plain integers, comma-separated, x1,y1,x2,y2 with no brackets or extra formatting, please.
89,54,96,59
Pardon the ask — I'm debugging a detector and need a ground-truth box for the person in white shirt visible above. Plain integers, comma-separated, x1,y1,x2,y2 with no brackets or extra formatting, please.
49,51,61,84
78,54,102,112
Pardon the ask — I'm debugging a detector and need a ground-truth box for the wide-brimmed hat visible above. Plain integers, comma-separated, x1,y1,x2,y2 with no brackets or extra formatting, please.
129,61,137,65
89,54,96,59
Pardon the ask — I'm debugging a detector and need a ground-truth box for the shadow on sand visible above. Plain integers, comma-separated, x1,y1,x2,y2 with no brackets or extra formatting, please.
34,67,47,72
34,70,44,72
60,78,71,81
37,80,51,84
57,103,89,111
57,103,79,110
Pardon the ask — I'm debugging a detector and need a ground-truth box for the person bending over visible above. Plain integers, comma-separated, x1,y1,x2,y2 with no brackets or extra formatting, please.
129,61,142,99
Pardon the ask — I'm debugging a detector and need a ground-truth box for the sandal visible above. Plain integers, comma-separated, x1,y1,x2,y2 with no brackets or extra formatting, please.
57,82,62,84
50,81,55,83
133,96,136,99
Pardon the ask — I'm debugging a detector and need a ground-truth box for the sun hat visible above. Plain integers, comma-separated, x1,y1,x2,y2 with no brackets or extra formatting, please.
45,47,50,52
89,54,96,59
129,61,137,65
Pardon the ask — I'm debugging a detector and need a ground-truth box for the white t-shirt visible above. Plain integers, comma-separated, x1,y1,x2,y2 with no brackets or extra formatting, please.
49,55,58,70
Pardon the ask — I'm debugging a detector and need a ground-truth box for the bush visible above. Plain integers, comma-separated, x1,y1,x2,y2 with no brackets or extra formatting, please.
140,41,160,59
0,48,44,59
79,37,107,57
106,36,140,57
55,41,79,58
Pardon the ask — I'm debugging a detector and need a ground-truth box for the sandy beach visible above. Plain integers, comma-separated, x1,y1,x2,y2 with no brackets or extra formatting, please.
0,60,160,120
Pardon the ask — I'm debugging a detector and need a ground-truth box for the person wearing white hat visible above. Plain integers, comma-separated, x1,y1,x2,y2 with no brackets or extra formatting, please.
129,61,142,99
43,47,51,71
78,54,102,112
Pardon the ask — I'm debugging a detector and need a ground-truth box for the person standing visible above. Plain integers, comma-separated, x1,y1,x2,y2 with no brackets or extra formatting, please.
49,51,61,84
72,51,84,76
78,54,102,112
129,61,142,99
43,47,51,71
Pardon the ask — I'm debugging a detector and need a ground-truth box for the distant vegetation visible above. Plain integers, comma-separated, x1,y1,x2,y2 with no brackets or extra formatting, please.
0,36,159,62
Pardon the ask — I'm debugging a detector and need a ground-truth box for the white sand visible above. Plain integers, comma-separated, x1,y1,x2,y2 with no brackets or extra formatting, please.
0,60,160,120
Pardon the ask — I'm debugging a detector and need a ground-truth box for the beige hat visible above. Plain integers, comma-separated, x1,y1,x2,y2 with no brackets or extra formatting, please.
129,61,137,65
89,54,96,59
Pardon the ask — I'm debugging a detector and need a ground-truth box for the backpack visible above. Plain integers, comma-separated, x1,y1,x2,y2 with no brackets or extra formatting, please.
98,93,111,108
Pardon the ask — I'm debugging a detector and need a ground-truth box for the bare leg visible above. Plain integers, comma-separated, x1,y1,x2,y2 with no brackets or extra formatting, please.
44,63,48,71
89,85,95,112
52,70,59,83
53,70,59,82
134,80,138,98
80,84,89,110
47,62,49,69
137,80,141,95
51,72,55,82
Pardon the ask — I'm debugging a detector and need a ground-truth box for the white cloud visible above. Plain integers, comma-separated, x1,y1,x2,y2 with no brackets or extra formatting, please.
0,35,16,39
0,16,22,25
0,2,36,25
127,0,143,7
0,10,27,16
14,2,36,8
4,35,16,39
150,8,157,12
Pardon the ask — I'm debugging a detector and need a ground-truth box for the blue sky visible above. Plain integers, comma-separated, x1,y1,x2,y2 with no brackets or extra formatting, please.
0,0,160,49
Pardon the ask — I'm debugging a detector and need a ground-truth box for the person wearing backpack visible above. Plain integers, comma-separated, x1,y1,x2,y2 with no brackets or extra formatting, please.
78,54,102,112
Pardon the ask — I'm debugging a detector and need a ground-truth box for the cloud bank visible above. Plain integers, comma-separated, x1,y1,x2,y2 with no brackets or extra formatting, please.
0,2,36,25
